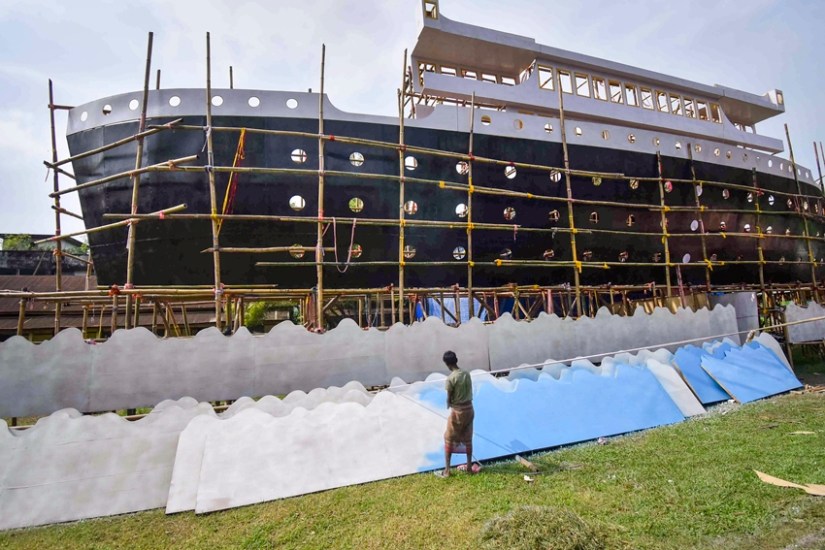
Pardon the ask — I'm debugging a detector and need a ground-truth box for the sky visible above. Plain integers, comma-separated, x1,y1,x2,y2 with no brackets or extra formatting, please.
1,0,824,237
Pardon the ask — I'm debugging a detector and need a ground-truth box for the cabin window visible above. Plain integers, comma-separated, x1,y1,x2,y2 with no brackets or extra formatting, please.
462,69,478,80
440,66,457,76
625,84,638,107
710,103,722,123
640,87,654,109
558,70,573,94
452,246,466,260
696,101,709,120
609,80,623,103
593,77,607,100
482,73,497,84
519,63,534,83
575,74,590,97
501,76,516,86
538,65,554,90
670,94,682,116
422,62,435,73
683,98,696,118
656,90,669,112
424,2,438,19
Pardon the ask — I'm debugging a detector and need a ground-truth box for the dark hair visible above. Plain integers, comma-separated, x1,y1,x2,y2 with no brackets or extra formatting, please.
442,350,458,365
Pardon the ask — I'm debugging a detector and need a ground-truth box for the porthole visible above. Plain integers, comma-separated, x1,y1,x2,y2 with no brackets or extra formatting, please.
211,96,223,107
785,229,792,236
349,197,364,213
349,152,365,167
350,244,363,258
619,251,628,262
548,209,560,222
720,221,727,231
746,192,754,204
102,104,112,115
714,148,721,157
690,220,699,232
455,203,468,218
694,144,702,153
499,248,513,260
592,176,602,187
768,159,773,168
743,153,748,162
575,127,583,136
787,198,794,209
653,137,661,147
404,156,418,171
629,179,639,190
550,170,562,183
601,130,609,140
248,96,261,107
80,111,88,122
589,211,599,224
766,226,773,234
291,148,307,164
695,184,703,197
403,200,418,215
675,141,682,150
543,249,555,260
627,134,636,144
664,180,673,193
803,201,809,211
722,189,730,200
780,162,785,170
481,115,491,126
289,245,305,259
514,119,524,130
503,207,516,221
286,98,298,109
403,245,416,259
544,123,554,133
504,165,517,179
128,99,139,111
456,161,470,175
626,214,635,227
582,250,593,261
710,253,718,261
169,96,181,107
726,151,732,160
652,252,662,262
289,195,306,211
744,224,752,232
682,253,691,264
768,195,775,206
453,246,467,260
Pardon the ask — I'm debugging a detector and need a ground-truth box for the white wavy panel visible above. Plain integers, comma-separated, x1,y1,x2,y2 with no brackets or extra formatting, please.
487,306,738,372
0,329,91,418
254,319,386,394
383,316,489,381
0,398,212,531
752,333,791,370
784,302,825,343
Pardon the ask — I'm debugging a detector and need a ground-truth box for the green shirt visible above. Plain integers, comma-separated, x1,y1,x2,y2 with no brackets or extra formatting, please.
446,368,473,407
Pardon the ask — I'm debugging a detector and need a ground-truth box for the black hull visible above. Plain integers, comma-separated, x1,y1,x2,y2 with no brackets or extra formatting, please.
68,115,825,288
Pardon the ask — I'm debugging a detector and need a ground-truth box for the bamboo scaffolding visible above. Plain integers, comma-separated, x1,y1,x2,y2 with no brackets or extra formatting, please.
205,33,223,329
687,145,711,289
48,79,63,335
34,204,187,244
51,205,84,221
316,44,327,331
467,93,476,318
785,124,818,286
656,151,673,297
752,168,768,301
397,49,408,324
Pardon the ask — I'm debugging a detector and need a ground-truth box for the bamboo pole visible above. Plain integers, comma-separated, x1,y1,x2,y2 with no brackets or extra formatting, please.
819,142,825,197
205,33,223,329
785,124,817,286
656,151,673,297
51,205,84,221
467,93,476,318
16,299,25,336
815,142,825,198
125,31,154,329
110,294,118,335
397,50,407,324
687,145,711,289
48,79,63,335
156,69,161,90
316,44,326,332
752,168,767,304
34,204,187,244
555,72,581,316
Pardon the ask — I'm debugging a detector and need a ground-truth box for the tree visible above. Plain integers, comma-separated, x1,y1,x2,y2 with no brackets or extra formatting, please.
2,234,34,250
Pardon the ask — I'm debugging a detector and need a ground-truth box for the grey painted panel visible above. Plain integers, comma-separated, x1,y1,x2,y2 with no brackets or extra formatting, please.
785,302,825,343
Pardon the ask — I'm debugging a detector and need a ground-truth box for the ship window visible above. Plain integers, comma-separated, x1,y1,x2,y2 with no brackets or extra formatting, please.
601,130,609,141
653,252,662,262
714,148,721,157
628,134,636,143
575,74,590,97
544,122,553,133
501,76,516,86
550,170,562,182
593,77,607,101
456,161,470,175
80,111,88,121
582,250,593,261
514,119,524,130
519,63,534,84
482,73,497,84
722,189,730,199
640,88,653,109
558,70,573,94
538,65,554,90
440,66,457,76
548,209,560,222
453,246,466,260
695,184,703,196
405,156,418,171
694,143,702,153
289,244,305,259
499,248,513,260
664,180,673,193
455,203,468,218
404,245,416,259
726,150,732,160
682,253,691,264
690,220,699,232
625,84,638,106
652,137,660,147
289,195,306,211
349,152,365,166
710,253,718,261
710,103,722,123
462,69,478,80
350,244,363,258
102,104,113,115
768,159,773,168
424,1,438,19
129,99,139,111
744,224,752,232
404,200,418,215
349,197,364,213
609,81,623,103
248,96,260,108
589,211,599,223
766,226,773,234
503,207,516,220
719,220,727,231
629,179,639,190
481,115,491,125
421,62,435,73
504,165,517,179
543,249,555,260
286,98,298,109
656,91,669,112
684,98,696,118
575,127,582,136
169,96,181,107
291,149,307,164
669,94,682,116
626,214,635,226
745,192,753,204
619,251,628,262
768,194,775,206
675,141,682,150
697,101,709,120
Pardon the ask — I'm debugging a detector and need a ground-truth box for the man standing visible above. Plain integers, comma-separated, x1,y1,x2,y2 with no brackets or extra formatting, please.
439,350,474,477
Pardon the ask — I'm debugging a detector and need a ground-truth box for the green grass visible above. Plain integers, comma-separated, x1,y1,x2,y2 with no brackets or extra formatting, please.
1,393,823,549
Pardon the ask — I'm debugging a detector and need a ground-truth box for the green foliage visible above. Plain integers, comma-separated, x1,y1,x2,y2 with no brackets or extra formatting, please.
243,301,272,330
2,234,34,250
480,505,616,550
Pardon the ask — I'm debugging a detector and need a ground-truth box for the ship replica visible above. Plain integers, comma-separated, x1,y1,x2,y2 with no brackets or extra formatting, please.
64,0,825,298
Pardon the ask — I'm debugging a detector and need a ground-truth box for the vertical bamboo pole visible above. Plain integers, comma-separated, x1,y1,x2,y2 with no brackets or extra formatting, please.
16,299,25,336
151,301,158,334
555,75,582,317
785,124,817,286
182,304,191,336
229,66,234,89
110,294,118,335
687,146,711,289
815,142,825,198
124,33,154,329
133,295,141,327
81,305,89,338
752,168,768,312
155,69,161,90
48,80,63,335
467,93,476,318
396,50,408,323
655,151,673,297
315,44,326,331
205,33,223,329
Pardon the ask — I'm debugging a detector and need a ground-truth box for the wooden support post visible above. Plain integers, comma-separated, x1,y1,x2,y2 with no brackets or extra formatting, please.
687,145,712,289
181,304,191,336
48,80,63,336
390,287,397,325
110,294,118,336
397,50,407,323
467,93,476,318
151,301,158,334
81,305,89,338
785,125,817,287
656,151,673,297
125,32,154,329
155,69,161,90
315,44,326,332
357,296,364,327
17,299,25,336
205,33,223,329
439,292,446,323
752,168,768,311
133,295,141,328
229,65,234,89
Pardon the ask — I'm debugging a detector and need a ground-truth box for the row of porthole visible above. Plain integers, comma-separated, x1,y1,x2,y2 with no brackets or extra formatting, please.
80,96,302,122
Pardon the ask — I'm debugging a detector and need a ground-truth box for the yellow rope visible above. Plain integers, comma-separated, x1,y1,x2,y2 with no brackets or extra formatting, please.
217,128,247,235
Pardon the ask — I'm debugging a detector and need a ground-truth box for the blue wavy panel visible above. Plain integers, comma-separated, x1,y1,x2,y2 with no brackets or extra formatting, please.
673,346,731,405
700,343,802,404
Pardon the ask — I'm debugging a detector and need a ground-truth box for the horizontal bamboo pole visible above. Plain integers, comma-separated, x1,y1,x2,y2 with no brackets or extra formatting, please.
51,205,85,221
255,258,817,269
61,251,93,265
33,203,187,244
202,246,335,254
45,164,76,180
